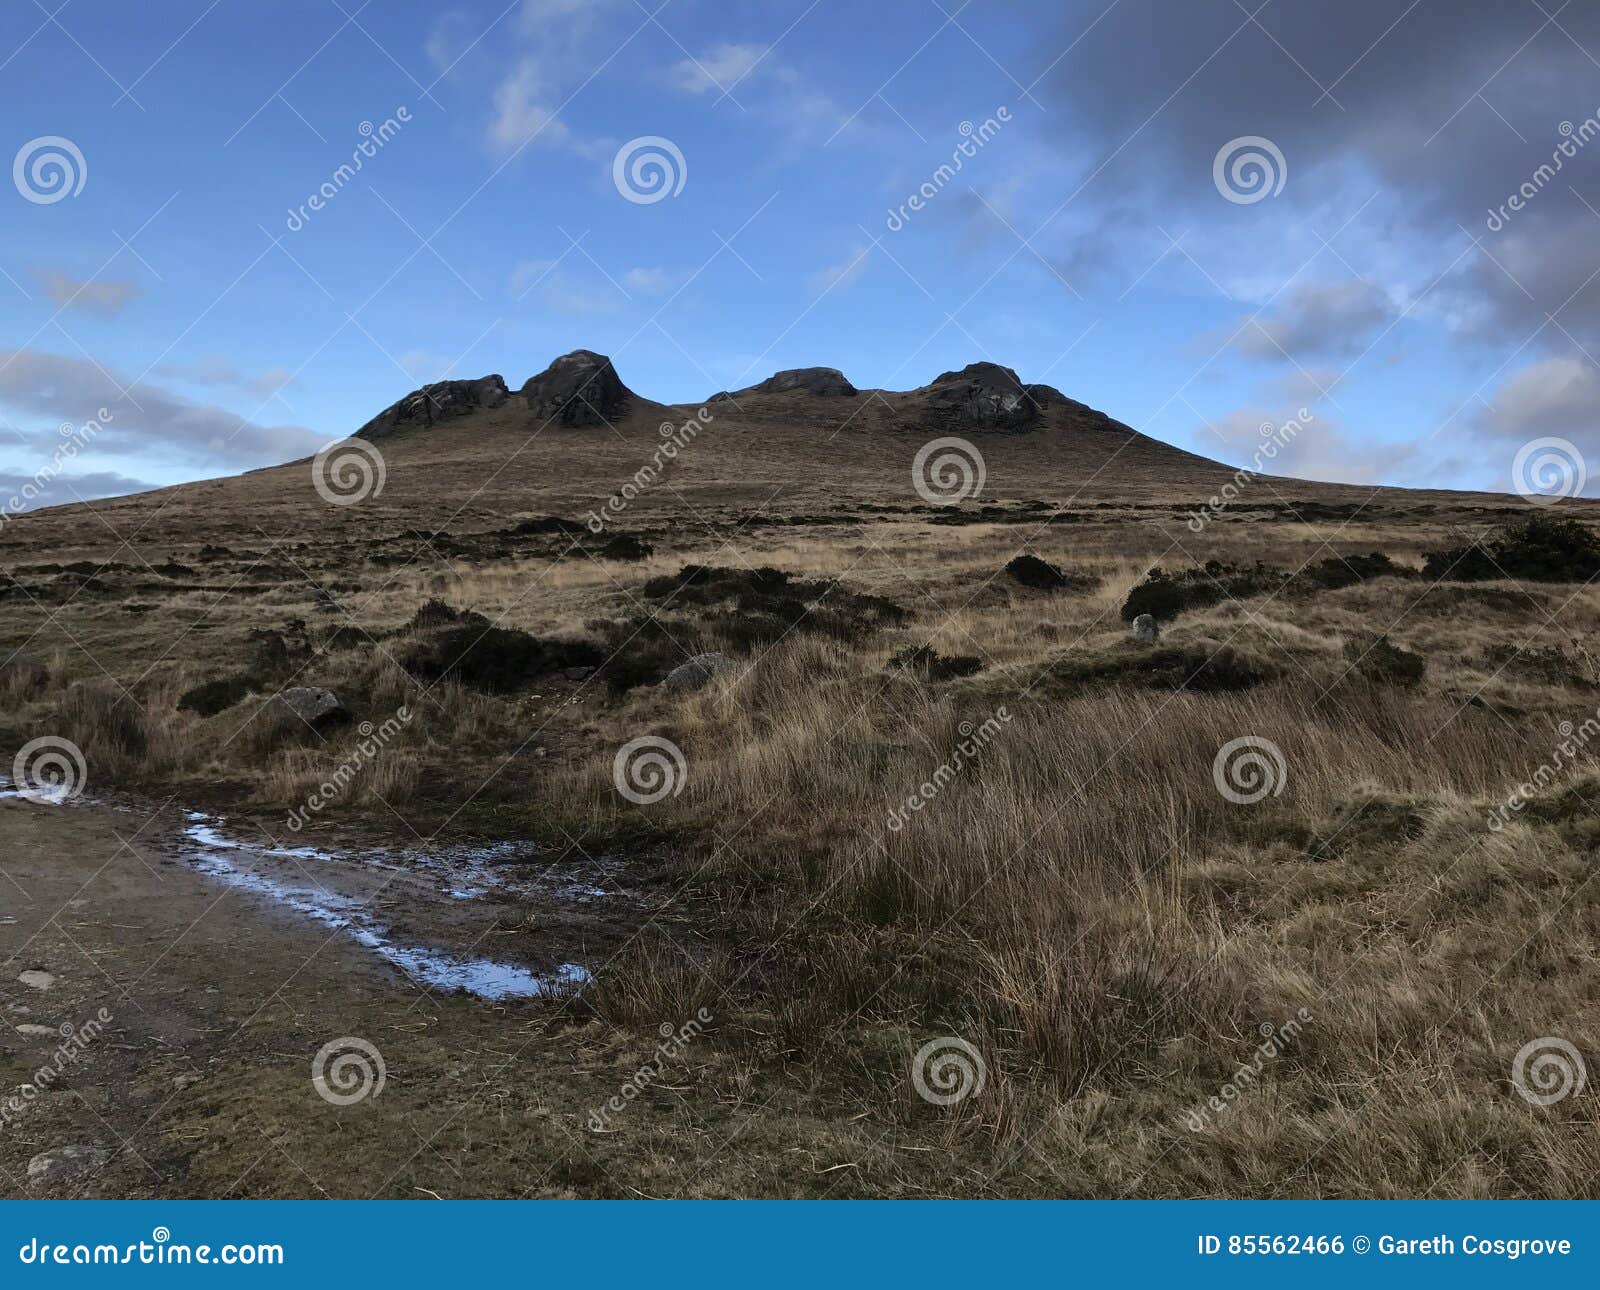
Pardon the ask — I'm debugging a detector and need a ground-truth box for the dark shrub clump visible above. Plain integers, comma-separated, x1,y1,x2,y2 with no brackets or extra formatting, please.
593,534,653,561
1120,562,1284,622
402,625,603,693
1342,633,1425,687
1002,554,1096,592
890,645,984,681
179,674,259,717
409,599,489,632
1422,515,1600,584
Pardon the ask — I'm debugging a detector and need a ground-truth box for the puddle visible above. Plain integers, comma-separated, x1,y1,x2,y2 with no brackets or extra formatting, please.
179,815,595,1001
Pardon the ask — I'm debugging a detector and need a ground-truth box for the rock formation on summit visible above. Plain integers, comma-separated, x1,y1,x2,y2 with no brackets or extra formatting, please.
918,362,1067,430
749,367,858,397
521,350,634,427
356,375,509,440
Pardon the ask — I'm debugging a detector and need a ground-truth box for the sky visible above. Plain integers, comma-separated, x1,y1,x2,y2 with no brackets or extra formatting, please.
4,0,1600,508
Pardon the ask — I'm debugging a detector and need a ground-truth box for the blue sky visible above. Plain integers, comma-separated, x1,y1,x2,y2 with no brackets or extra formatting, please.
4,0,1600,506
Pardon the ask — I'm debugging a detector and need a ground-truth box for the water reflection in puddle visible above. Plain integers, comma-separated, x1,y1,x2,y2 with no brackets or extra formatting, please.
178,814,593,1001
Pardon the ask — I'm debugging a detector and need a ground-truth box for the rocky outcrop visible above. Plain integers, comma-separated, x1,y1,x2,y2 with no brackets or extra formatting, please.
521,350,634,427
356,375,509,440
748,367,858,397
917,362,1067,430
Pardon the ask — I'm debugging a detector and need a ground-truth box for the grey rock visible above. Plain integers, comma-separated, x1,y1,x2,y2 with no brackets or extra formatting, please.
28,1145,109,1186
17,970,55,991
663,652,737,693
919,362,1065,429
356,375,509,440
521,350,634,427
1132,614,1159,644
274,686,347,727
747,367,858,397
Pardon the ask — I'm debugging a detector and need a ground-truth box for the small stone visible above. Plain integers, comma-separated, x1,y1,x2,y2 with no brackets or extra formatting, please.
663,652,737,694
1132,614,1159,644
27,1145,109,1186
18,970,56,991
563,666,593,680
273,686,347,726
15,1023,57,1037
173,1073,203,1091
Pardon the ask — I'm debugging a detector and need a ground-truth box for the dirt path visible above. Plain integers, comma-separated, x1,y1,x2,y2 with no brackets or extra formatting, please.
0,793,873,1199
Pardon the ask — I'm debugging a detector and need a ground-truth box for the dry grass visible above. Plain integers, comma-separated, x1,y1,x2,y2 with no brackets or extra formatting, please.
3,491,1599,1196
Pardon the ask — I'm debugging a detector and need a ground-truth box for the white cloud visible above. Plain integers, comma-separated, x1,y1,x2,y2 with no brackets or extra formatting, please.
670,42,768,95
1198,405,1417,487
622,267,671,294
1475,357,1600,443
810,247,870,296
156,356,296,400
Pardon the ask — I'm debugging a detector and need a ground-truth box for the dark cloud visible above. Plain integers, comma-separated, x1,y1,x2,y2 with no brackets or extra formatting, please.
1233,279,1395,362
0,469,160,513
33,269,141,318
0,349,324,470
1029,1,1600,344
